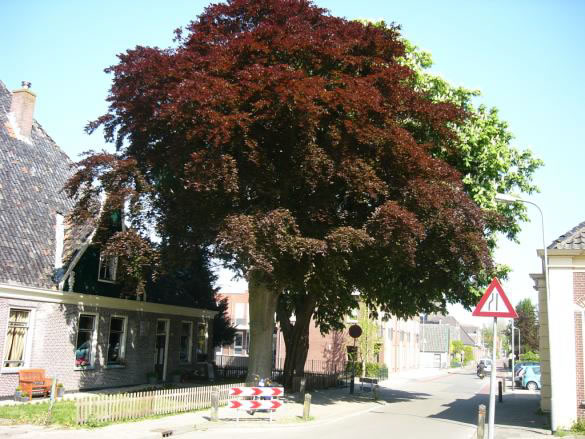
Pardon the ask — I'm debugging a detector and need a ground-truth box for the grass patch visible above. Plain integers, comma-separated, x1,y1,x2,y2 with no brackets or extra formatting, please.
572,418,585,433
0,401,76,427
554,417,585,437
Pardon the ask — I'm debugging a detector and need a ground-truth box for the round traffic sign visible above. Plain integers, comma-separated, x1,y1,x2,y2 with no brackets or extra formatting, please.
348,324,362,339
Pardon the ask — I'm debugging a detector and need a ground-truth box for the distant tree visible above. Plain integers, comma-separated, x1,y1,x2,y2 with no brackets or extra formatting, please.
451,340,464,361
506,298,539,356
519,351,540,362
356,304,383,375
212,297,237,348
463,345,474,365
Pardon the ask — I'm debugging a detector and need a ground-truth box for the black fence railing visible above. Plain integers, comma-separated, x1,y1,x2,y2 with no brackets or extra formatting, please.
213,355,350,391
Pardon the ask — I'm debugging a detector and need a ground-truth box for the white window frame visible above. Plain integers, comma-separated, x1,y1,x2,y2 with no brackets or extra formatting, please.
197,321,208,358
54,213,64,269
154,318,170,381
180,321,193,364
235,303,246,326
74,312,98,370
233,330,244,356
1,307,35,373
106,315,128,367
98,252,118,283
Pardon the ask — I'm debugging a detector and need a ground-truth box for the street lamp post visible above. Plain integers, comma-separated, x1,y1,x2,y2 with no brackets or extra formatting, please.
495,193,556,433
512,319,515,390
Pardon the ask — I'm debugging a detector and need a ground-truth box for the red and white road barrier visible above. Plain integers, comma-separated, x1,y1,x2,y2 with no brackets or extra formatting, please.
229,400,283,410
229,386,285,422
229,387,284,397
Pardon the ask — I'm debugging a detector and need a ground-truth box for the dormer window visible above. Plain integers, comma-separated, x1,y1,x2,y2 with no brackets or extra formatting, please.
98,253,118,283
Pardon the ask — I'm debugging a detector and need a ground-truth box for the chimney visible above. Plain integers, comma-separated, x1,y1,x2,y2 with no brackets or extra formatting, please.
10,81,36,139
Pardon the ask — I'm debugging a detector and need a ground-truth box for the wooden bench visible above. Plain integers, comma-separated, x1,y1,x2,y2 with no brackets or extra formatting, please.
18,369,52,400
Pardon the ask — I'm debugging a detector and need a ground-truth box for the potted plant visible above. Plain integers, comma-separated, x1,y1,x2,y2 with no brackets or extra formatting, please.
17,391,30,402
56,383,65,398
14,386,22,401
146,371,158,385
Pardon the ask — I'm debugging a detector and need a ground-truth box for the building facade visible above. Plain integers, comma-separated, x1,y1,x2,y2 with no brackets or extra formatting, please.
0,81,215,398
219,292,421,374
531,221,585,428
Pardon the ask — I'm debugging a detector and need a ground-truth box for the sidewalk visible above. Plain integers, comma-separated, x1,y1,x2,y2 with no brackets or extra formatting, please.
0,367,508,439
480,367,551,438
0,376,405,438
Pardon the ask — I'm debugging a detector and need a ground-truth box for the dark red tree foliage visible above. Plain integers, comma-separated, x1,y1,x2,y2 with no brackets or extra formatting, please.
67,0,494,380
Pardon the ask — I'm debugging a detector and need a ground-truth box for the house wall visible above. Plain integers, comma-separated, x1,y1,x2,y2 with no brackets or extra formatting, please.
534,254,581,429
216,292,249,357
383,318,420,372
420,351,448,368
574,272,585,418
0,293,213,399
220,293,421,375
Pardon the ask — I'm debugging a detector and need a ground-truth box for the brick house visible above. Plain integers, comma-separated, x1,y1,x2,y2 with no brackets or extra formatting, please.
215,292,250,360
218,291,421,374
0,81,216,399
531,221,585,428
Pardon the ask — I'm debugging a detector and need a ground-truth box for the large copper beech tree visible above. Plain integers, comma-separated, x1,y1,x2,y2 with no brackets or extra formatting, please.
67,0,497,381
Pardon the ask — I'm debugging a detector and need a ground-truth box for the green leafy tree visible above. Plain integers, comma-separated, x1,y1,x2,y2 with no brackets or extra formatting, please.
463,345,474,365
506,298,539,357
519,351,540,362
451,340,464,360
357,304,383,376
66,1,538,382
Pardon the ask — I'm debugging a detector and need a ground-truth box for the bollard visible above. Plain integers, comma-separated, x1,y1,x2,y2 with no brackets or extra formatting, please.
210,390,219,422
303,393,311,421
373,384,378,401
498,381,503,403
477,404,486,439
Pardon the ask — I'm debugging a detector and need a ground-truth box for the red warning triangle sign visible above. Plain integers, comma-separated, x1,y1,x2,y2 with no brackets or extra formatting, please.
472,278,518,318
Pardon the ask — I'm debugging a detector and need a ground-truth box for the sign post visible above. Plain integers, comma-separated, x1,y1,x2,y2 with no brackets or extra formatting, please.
472,278,518,439
348,324,362,395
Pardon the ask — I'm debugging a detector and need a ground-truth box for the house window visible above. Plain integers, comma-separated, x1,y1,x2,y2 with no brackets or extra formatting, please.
234,331,244,355
3,309,30,368
180,322,193,363
75,314,96,367
235,303,246,326
98,253,118,282
197,322,208,360
107,316,127,365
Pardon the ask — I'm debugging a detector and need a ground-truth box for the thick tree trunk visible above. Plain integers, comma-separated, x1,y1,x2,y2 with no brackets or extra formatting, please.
246,272,279,383
277,294,316,389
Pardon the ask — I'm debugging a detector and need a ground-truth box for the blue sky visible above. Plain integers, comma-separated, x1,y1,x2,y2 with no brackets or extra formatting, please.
3,1,584,325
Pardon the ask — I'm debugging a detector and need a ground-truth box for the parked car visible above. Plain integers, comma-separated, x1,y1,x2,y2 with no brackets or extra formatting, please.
514,361,539,384
521,365,541,391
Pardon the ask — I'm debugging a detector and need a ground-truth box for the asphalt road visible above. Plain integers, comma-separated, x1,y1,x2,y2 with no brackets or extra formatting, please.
190,371,487,439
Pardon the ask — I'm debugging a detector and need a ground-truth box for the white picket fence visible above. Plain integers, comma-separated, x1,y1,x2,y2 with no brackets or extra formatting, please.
76,382,245,425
